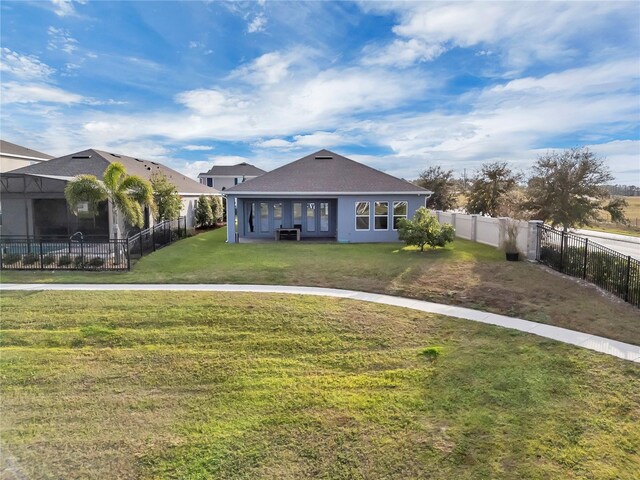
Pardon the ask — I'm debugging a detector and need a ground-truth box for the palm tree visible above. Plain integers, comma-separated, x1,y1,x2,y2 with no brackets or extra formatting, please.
64,162,155,239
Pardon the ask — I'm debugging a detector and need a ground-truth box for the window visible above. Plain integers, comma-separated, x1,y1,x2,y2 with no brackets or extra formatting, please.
393,201,408,230
206,178,213,187
273,202,283,229
293,202,302,228
306,202,316,232
320,202,329,232
374,202,389,230
260,202,269,232
355,201,370,230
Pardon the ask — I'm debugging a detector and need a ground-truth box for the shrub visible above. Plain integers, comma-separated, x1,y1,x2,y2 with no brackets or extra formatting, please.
397,207,455,251
194,194,213,228
22,253,40,265
2,253,22,266
57,255,73,267
74,255,86,268
42,254,56,266
87,257,105,268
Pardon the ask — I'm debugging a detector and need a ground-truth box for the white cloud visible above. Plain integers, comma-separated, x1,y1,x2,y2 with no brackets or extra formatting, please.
174,160,213,180
247,14,266,33
1,82,84,104
361,2,633,69
47,26,78,54
0,48,55,79
51,0,75,17
362,39,445,67
174,89,232,116
183,145,214,151
231,51,292,85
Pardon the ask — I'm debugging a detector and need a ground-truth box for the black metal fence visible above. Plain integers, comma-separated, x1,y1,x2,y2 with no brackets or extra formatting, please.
127,217,187,265
537,224,640,307
0,216,187,271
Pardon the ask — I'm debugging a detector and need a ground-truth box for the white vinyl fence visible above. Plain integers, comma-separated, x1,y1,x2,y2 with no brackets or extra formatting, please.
431,210,542,260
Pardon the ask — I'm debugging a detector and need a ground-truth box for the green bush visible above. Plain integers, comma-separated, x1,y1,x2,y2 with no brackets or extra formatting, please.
397,207,455,251
2,253,22,266
22,253,40,265
87,257,105,268
57,255,73,267
74,255,86,268
42,254,56,266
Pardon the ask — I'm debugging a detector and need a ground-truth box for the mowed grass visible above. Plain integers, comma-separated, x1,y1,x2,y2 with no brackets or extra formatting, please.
3,228,639,345
1,291,638,479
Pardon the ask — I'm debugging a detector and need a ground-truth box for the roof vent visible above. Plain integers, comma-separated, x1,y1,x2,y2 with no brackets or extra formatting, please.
150,161,159,165
110,153,121,158
314,155,333,160
72,155,91,159
135,158,144,162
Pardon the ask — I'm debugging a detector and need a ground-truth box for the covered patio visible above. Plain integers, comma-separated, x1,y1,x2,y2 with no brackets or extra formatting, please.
237,198,337,241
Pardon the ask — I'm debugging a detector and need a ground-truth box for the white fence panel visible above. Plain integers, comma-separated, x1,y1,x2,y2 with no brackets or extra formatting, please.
455,214,473,240
476,216,500,247
439,212,453,225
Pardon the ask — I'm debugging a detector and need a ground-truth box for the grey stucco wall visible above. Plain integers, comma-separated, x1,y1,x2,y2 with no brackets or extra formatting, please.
335,195,426,243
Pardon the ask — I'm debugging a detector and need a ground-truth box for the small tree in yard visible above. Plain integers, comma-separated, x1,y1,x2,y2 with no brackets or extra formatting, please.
194,194,213,228
397,207,455,251
524,147,627,231
209,195,224,224
150,172,182,222
415,166,458,211
466,162,521,217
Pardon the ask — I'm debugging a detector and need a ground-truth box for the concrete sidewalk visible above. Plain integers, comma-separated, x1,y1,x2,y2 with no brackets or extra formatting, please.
2,283,639,363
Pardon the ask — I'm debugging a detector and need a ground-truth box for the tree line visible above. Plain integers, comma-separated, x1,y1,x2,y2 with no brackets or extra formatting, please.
415,147,630,232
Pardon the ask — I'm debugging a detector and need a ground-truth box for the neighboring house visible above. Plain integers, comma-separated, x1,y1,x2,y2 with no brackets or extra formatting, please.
198,162,266,190
0,149,218,238
0,139,54,173
224,150,432,243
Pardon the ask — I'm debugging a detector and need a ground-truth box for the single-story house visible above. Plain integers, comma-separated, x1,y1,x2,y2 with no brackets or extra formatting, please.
1,139,54,173
198,162,266,190
224,150,432,243
0,149,218,238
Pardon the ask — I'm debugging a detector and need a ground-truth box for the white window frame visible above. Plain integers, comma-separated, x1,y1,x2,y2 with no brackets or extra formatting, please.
374,201,389,231
393,201,408,230
355,201,370,231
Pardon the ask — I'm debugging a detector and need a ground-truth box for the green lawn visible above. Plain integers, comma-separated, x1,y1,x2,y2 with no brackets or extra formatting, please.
1,291,638,479
3,228,639,345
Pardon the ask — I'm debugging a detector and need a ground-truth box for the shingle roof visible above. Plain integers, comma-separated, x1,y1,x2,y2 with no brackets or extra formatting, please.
9,149,218,195
200,162,266,177
225,150,430,195
0,140,54,160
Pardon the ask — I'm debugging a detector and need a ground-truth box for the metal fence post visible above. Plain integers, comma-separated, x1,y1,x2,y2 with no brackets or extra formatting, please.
624,255,632,302
126,238,131,271
183,216,186,237
39,239,44,270
140,234,144,258
582,238,589,279
559,230,565,272
80,236,85,270
152,226,156,252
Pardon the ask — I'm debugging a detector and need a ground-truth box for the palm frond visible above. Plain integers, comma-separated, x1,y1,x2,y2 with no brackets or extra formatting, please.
64,175,108,216
103,162,127,192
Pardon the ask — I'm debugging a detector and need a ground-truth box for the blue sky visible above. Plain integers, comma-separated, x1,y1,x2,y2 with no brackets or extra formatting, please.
1,1,639,184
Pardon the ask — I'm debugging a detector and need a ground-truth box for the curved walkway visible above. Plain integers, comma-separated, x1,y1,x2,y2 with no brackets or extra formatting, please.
2,283,639,363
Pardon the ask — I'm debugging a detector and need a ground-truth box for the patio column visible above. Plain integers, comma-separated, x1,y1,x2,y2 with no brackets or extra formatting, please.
226,195,237,243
